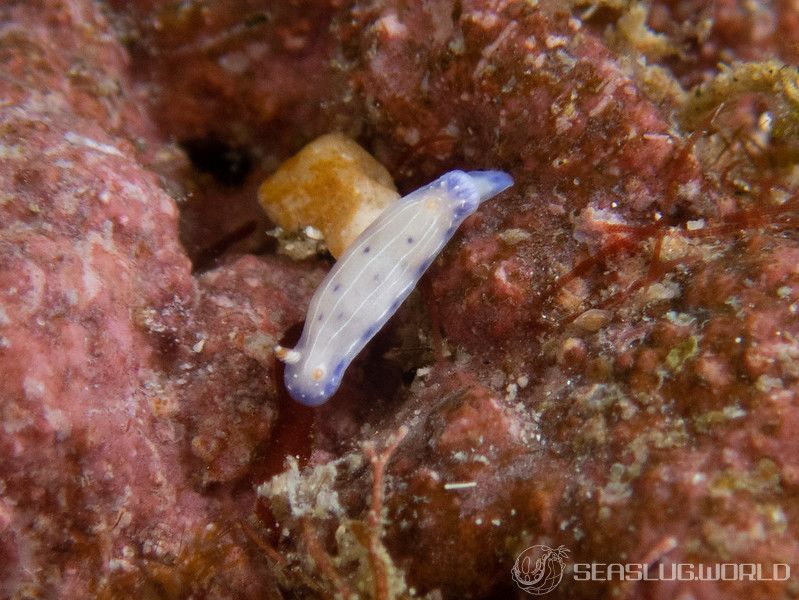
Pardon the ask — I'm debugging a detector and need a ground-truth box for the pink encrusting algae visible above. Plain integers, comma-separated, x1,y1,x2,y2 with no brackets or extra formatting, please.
1,1,799,599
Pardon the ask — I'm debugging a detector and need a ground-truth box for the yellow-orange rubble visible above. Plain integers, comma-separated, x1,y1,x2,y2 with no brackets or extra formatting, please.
258,133,399,258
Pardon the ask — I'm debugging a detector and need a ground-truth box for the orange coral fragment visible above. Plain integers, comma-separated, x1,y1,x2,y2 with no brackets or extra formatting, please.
258,133,400,257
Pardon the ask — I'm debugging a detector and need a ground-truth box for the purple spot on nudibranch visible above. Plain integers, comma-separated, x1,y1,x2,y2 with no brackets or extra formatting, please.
363,246,371,253
333,283,341,292
407,236,414,243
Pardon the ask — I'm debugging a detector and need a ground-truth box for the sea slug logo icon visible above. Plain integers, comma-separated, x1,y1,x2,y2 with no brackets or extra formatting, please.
512,544,570,595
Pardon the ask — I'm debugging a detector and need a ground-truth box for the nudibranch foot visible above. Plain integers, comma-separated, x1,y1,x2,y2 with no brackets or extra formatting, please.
277,169,514,406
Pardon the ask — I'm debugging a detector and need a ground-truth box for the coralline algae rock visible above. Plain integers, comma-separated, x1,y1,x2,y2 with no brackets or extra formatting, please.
258,133,400,258
176,254,324,485
4,1,799,600
0,1,319,597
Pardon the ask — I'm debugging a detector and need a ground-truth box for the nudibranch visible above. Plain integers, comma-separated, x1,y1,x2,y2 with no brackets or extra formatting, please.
275,170,514,406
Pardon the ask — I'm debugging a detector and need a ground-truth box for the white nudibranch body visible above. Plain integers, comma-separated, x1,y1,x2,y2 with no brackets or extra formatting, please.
277,170,513,406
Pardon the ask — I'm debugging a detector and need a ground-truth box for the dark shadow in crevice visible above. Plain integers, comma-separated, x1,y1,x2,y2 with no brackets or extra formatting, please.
181,137,253,187
176,135,272,273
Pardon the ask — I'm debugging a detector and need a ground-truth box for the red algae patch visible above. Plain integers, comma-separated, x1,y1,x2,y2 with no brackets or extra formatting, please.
3,0,799,599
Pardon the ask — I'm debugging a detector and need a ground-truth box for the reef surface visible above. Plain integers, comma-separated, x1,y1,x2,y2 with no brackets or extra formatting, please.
1,1,798,599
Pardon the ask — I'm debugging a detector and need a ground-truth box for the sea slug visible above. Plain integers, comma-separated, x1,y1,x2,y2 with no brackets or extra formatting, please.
275,170,514,405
